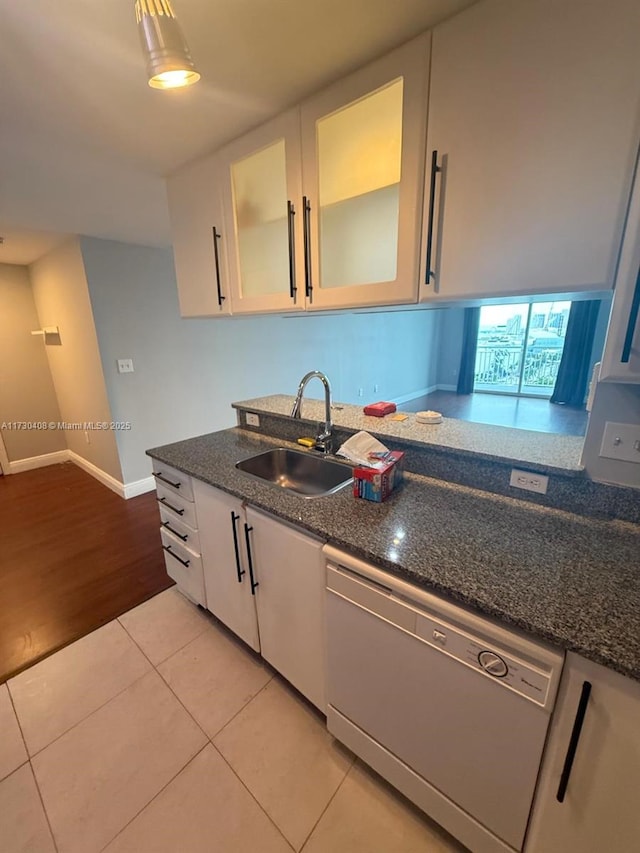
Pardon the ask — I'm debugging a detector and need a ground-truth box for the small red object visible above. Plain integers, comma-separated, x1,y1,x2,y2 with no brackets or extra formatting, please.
363,401,397,417
353,451,404,502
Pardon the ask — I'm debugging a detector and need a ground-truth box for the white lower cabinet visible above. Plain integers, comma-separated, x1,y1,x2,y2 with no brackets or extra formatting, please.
160,527,205,607
192,481,260,652
245,507,325,711
192,481,325,710
525,652,640,852
154,464,206,608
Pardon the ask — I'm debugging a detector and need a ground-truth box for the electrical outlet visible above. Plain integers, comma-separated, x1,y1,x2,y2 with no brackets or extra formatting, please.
373,384,379,394
358,388,364,397
599,422,640,464
117,358,134,374
246,412,260,427
509,469,549,494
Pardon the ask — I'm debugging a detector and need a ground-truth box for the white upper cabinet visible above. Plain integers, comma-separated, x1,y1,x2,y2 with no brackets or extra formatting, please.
220,110,305,314
600,151,640,382
300,34,430,310
167,153,231,317
420,0,640,302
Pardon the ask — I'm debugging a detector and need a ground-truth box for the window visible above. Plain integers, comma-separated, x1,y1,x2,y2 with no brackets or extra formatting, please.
474,301,571,397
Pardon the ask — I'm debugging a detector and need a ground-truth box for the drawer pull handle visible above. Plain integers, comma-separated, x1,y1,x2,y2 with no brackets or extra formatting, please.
155,472,181,489
244,523,259,595
425,149,442,285
231,511,245,582
287,200,297,300
556,680,592,803
163,545,190,568
162,521,187,542
303,195,312,300
621,265,640,363
157,496,185,516
212,226,226,307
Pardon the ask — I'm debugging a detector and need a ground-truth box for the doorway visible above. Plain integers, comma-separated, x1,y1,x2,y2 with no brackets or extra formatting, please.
474,301,571,398
0,431,9,474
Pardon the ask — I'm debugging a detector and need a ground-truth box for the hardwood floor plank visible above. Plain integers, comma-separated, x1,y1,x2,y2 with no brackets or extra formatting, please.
0,462,172,683
402,390,588,436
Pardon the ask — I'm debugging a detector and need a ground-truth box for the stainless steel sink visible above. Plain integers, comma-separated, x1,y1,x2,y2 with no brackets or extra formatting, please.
236,448,353,498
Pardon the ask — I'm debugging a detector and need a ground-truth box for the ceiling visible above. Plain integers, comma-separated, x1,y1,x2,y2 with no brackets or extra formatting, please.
0,0,475,249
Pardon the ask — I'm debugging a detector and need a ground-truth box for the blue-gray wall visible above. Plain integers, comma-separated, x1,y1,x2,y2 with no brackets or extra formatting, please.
81,237,442,484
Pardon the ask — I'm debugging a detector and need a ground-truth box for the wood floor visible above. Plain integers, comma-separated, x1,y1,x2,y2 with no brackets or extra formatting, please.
403,390,588,436
0,462,172,683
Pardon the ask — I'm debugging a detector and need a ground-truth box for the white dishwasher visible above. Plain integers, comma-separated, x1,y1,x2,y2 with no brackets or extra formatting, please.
324,546,564,853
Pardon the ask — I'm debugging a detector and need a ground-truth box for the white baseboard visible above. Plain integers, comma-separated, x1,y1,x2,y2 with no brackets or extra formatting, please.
8,448,152,501
8,450,70,474
68,451,125,498
391,385,439,405
391,384,459,407
123,476,156,499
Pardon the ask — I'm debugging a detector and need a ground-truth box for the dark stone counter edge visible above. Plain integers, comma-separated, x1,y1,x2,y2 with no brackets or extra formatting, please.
146,439,640,684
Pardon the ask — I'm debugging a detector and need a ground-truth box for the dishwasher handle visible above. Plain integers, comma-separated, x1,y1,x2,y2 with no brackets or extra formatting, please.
333,563,393,595
327,563,416,635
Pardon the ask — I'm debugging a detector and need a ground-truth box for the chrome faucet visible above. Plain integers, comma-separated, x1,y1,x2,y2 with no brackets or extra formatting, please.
291,371,334,454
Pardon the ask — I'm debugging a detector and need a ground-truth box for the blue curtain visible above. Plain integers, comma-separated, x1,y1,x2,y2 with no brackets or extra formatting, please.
550,300,601,407
457,307,481,395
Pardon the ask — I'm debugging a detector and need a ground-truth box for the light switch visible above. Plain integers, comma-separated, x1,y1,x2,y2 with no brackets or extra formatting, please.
599,422,640,464
117,359,134,374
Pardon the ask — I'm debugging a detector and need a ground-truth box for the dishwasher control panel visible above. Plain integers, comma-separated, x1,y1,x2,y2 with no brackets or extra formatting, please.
415,613,552,706
478,650,509,678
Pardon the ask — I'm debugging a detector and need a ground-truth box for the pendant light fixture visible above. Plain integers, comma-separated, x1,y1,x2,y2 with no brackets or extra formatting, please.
135,0,201,90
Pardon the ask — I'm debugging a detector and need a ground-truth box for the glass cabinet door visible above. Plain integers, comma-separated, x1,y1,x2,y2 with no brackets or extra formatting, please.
317,79,403,290
221,109,304,314
232,139,288,297
301,33,429,310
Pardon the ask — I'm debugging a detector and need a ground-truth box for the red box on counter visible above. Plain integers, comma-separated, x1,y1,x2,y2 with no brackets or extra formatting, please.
363,401,397,417
353,451,404,502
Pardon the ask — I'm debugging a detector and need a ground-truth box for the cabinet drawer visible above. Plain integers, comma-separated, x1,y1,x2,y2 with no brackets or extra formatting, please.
159,506,201,554
152,461,194,502
156,482,198,529
160,528,205,606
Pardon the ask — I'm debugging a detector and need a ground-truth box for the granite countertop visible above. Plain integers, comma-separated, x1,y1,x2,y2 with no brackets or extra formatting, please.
147,428,640,682
233,394,585,474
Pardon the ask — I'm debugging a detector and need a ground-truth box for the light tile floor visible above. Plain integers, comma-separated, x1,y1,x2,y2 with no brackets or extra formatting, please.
2,587,466,853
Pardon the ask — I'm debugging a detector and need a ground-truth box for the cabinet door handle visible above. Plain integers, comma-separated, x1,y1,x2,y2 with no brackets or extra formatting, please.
212,226,226,307
302,195,313,300
287,200,297,300
556,680,592,803
163,544,190,568
162,521,187,542
243,523,259,595
154,472,181,489
231,511,245,582
425,149,442,285
621,265,640,363
157,496,185,516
